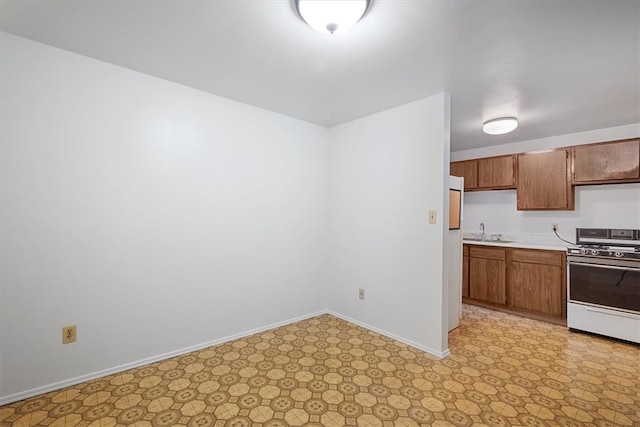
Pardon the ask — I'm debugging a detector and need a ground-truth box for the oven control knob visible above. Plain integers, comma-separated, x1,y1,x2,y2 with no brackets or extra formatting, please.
590,249,599,256
614,251,624,258
580,248,589,255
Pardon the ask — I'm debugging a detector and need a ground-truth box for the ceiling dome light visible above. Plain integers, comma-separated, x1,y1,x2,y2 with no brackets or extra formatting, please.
296,0,370,35
482,117,518,135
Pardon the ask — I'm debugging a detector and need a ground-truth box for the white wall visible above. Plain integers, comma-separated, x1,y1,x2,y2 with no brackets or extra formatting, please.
452,125,640,240
327,95,451,356
463,185,640,241
0,33,329,400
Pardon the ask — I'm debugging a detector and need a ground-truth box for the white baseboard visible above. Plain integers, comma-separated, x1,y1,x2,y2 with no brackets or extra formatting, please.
1,309,450,406
327,310,450,359
0,310,326,406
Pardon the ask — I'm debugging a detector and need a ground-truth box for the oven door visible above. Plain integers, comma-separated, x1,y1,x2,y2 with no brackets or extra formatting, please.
568,256,640,314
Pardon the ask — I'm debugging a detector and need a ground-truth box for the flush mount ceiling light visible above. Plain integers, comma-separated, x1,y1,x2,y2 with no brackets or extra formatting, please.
482,117,519,135
295,0,370,34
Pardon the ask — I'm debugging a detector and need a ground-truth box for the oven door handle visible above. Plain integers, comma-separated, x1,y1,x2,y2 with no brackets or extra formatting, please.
569,261,640,272
586,306,640,320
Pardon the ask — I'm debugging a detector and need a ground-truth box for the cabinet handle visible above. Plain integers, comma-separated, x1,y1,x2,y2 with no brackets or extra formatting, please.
569,261,639,272
585,307,640,320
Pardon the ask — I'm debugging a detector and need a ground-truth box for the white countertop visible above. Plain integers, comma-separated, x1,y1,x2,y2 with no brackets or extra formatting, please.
462,239,569,252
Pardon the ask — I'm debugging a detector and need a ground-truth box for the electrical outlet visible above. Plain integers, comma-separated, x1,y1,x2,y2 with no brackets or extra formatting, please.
62,325,76,344
428,210,437,224
358,288,365,300
552,223,559,232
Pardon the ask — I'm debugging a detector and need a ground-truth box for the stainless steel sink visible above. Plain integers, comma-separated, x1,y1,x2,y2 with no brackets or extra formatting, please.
464,234,515,243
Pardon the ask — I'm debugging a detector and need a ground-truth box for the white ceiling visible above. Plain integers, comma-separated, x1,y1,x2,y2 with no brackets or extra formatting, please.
1,0,638,151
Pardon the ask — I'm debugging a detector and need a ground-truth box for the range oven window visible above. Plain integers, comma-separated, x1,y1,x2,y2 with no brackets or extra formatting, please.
569,262,640,313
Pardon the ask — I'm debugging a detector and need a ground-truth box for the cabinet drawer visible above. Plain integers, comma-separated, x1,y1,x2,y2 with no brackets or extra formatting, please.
469,246,506,260
511,249,563,266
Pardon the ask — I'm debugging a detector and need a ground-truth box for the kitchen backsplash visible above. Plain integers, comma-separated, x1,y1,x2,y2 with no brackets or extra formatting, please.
461,183,640,244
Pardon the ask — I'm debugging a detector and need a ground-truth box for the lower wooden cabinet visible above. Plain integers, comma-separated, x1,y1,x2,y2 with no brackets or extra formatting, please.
463,244,566,323
469,247,506,304
462,246,469,297
508,249,564,317
509,262,562,316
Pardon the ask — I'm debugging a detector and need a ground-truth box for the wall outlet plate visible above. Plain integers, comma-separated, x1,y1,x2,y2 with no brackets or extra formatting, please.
62,325,77,344
552,223,559,232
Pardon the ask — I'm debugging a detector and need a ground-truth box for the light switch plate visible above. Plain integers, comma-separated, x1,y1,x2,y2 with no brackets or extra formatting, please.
429,210,437,224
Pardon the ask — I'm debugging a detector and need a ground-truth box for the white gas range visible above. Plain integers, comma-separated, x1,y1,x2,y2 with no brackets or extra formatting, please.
567,228,640,344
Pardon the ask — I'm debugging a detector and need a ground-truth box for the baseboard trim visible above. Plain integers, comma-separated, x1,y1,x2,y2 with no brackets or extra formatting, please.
327,310,450,359
1,309,450,405
0,310,327,406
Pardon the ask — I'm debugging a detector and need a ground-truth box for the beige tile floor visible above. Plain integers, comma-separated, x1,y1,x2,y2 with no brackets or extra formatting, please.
1,304,638,426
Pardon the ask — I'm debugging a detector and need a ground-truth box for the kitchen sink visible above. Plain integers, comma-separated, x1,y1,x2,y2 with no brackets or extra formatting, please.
464,234,515,243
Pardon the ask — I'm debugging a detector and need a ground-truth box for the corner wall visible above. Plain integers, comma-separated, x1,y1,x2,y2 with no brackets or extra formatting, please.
0,33,329,400
327,95,451,356
0,32,453,404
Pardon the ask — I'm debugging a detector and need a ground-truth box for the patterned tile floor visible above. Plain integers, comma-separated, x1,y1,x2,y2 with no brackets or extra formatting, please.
1,304,638,426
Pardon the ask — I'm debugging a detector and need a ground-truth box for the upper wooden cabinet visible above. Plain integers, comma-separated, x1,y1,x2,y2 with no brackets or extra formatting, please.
452,137,639,208
450,160,478,190
517,149,575,210
451,154,515,191
477,155,516,189
571,139,640,184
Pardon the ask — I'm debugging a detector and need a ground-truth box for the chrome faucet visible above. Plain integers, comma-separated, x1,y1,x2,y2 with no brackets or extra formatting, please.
480,223,485,240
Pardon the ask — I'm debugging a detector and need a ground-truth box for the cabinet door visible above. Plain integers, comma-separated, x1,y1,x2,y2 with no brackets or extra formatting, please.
462,255,469,297
450,160,478,190
517,149,574,210
477,155,516,189
469,257,506,304
572,139,640,184
509,262,562,316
